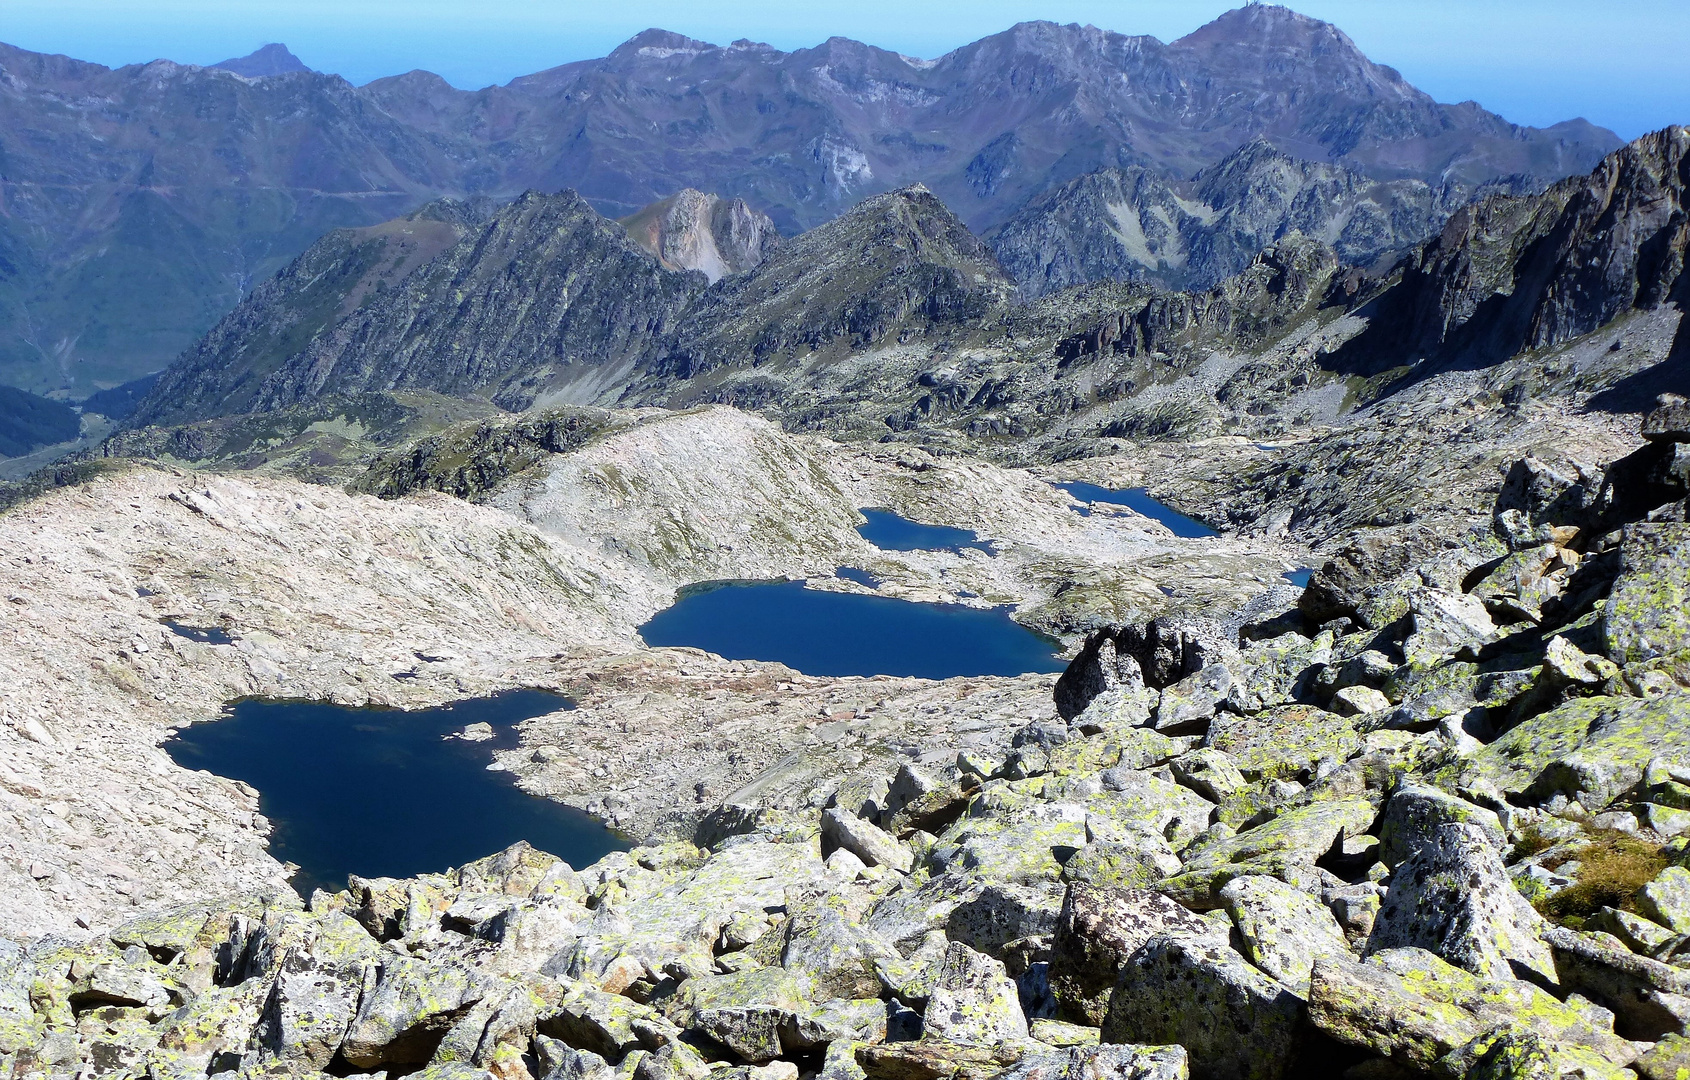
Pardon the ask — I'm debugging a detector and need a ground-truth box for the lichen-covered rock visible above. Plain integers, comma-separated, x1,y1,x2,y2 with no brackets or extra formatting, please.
994,1042,1190,1080
555,840,827,988
1059,842,1178,892
1442,694,1690,811
341,956,490,1068
1329,686,1391,718
945,881,1065,957
1635,1032,1690,1080
1368,823,1554,983
1541,923,1690,1039
1401,588,1499,668
1376,781,1506,869
1605,522,1690,688
776,908,903,1001
855,1039,1023,1080
667,967,814,1062
1160,797,1377,908
1639,867,1690,935
1168,749,1246,803
541,982,665,1061
922,942,1029,1047
1307,948,1633,1073
1152,666,1231,734
1056,630,1147,721
1048,884,1223,1026
1200,706,1359,782
823,809,913,873
1100,935,1301,1080
1217,876,1352,995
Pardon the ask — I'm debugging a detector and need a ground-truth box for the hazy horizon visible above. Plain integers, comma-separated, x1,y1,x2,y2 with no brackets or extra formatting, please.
5,0,1687,140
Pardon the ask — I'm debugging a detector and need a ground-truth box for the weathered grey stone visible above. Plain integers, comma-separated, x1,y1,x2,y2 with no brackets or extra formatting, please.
1200,706,1359,782
823,809,913,873
342,956,488,1068
1368,823,1554,984
1604,522,1690,688
1218,876,1352,995
785,997,888,1050
1059,841,1178,892
1100,935,1301,1080
1402,589,1498,668
1587,907,1679,956
1635,1032,1690,1080
1375,781,1506,869
946,881,1065,957
1643,395,1690,443
1640,867,1690,935
1308,948,1633,1073
994,1042,1190,1080
667,967,814,1062
535,1040,616,1080
1329,686,1391,717
1542,923,1690,1039
855,1039,1022,1080
1152,666,1231,734
1160,797,1377,909
1169,749,1246,803
1049,884,1224,1026
251,947,370,1067
1056,631,1147,721
538,982,664,1060
922,941,1028,1047
779,909,902,1001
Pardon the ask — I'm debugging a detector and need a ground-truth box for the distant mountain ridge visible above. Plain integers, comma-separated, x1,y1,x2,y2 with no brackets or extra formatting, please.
0,5,1620,400
990,140,1530,296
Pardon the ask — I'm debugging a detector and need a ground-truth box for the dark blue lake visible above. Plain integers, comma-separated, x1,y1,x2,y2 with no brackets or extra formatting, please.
165,689,627,896
857,508,995,554
640,580,1065,679
1055,482,1220,539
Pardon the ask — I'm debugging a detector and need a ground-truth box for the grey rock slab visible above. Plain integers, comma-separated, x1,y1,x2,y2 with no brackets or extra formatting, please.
251,945,372,1068
1100,935,1301,1080
1218,875,1352,996
341,956,489,1068
540,983,666,1061
1200,705,1359,782
994,1042,1190,1080
822,809,913,873
535,1040,616,1080
1049,884,1224,1027
1169,748,1246,803
1376,780,1506,869
945,880,1065,958
1639,867,1690,935
779,907,902,1001
1602,522,1690,687
1402,588,1499,668
1643,395,1690,443
1368,822,1554,984
1151,665,1231,734
922,940,1029,1047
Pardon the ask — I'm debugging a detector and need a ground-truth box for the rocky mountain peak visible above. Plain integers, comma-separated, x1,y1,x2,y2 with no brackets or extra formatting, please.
210,42,309,77
619,190,781,283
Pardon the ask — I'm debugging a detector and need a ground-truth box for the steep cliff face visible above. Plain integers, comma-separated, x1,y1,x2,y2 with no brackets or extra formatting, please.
620,190,781,282
1333,126,1690,381
991,140,1465,296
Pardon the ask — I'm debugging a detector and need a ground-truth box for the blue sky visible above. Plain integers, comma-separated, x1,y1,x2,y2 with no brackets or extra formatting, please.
5,0,1686,139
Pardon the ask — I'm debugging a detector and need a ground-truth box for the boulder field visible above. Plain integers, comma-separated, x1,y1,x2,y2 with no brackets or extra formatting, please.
3,397,1688,1080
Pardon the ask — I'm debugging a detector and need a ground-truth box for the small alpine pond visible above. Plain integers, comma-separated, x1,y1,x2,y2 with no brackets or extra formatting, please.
856,508,995,554
640,579,1065,679
1054,482,1220,539
165,689,628,897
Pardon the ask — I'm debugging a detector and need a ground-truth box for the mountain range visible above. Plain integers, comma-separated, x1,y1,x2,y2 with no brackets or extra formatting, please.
0,4,1620,405
122,124,1687,466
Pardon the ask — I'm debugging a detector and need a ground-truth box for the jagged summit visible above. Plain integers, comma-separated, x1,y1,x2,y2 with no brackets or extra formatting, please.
209,42,309,77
